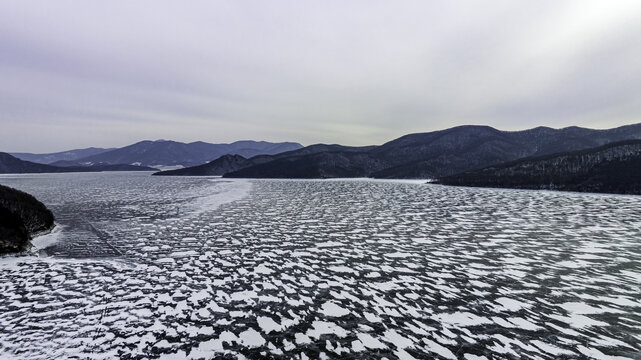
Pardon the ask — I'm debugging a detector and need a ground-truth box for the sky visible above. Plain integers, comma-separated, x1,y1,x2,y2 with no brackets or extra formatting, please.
1,1,641,152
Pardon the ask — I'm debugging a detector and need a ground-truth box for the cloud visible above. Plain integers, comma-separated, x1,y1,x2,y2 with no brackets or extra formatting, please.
1,0,641,152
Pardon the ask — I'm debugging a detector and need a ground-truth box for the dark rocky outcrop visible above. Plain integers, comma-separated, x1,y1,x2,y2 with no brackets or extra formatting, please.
0,207,30,253
0,184,55,254
436,140,641,195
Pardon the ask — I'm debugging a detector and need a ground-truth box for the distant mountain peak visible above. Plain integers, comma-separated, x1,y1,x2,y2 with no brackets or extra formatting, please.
54,140,304,168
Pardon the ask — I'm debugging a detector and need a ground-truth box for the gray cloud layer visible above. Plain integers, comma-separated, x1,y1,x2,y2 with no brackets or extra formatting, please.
1,1,641,152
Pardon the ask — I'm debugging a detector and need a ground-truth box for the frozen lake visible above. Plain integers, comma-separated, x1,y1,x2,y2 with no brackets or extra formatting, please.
1,172,640,359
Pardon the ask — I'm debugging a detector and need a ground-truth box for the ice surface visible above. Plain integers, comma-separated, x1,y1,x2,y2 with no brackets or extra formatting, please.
320,301,350,317
238,328,265,348
0,173,640,359
356,333,387,349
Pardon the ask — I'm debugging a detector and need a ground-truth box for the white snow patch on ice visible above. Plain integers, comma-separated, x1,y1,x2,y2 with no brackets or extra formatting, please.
495,297,530,312
171,250,198,258
257,316,282,333
316,241,343,248
190,179,252,216
238,328,265,348
31,224,64,250
328,265,357,274
531,340,574,356
307,321,348,339
464,355,488,360
576,345,633,360
364,312,382,323
383,329,414,348
295,333,312,344
385,252,413,258
549,314,609,329
620,270,641,283
424,339,456,359
356,333,387,349
432,312,493,327
320,301,350,317
254,264,275,275
560,302,622,315
231,290,258,301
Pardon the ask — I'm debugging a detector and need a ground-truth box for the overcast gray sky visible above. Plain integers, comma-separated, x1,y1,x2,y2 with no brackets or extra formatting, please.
2,1,641,152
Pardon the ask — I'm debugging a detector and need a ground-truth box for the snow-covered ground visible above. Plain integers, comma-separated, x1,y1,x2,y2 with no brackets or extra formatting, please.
0,173,640,359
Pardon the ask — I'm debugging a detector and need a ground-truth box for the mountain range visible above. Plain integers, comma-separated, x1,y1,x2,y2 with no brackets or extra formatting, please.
7,124,641,193
11,140,303,168
435,139,641,195
154,144,377,176
9,147,115,164
0,153,158,174
153,123,641,179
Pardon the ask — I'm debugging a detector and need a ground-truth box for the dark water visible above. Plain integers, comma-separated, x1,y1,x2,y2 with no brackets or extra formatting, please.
0,173,640,359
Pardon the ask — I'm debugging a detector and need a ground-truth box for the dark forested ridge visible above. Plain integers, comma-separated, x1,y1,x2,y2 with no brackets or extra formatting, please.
225,151,387,178
0,184,55,254
436,140,641,195
153,154,255,176
369,123,641,178
153,145,377,177
10,147,114,164
1,152,63,173
156,123,641,179
0,152,158,174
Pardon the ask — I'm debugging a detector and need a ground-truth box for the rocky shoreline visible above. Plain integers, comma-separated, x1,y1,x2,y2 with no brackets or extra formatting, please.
0,184,55,254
